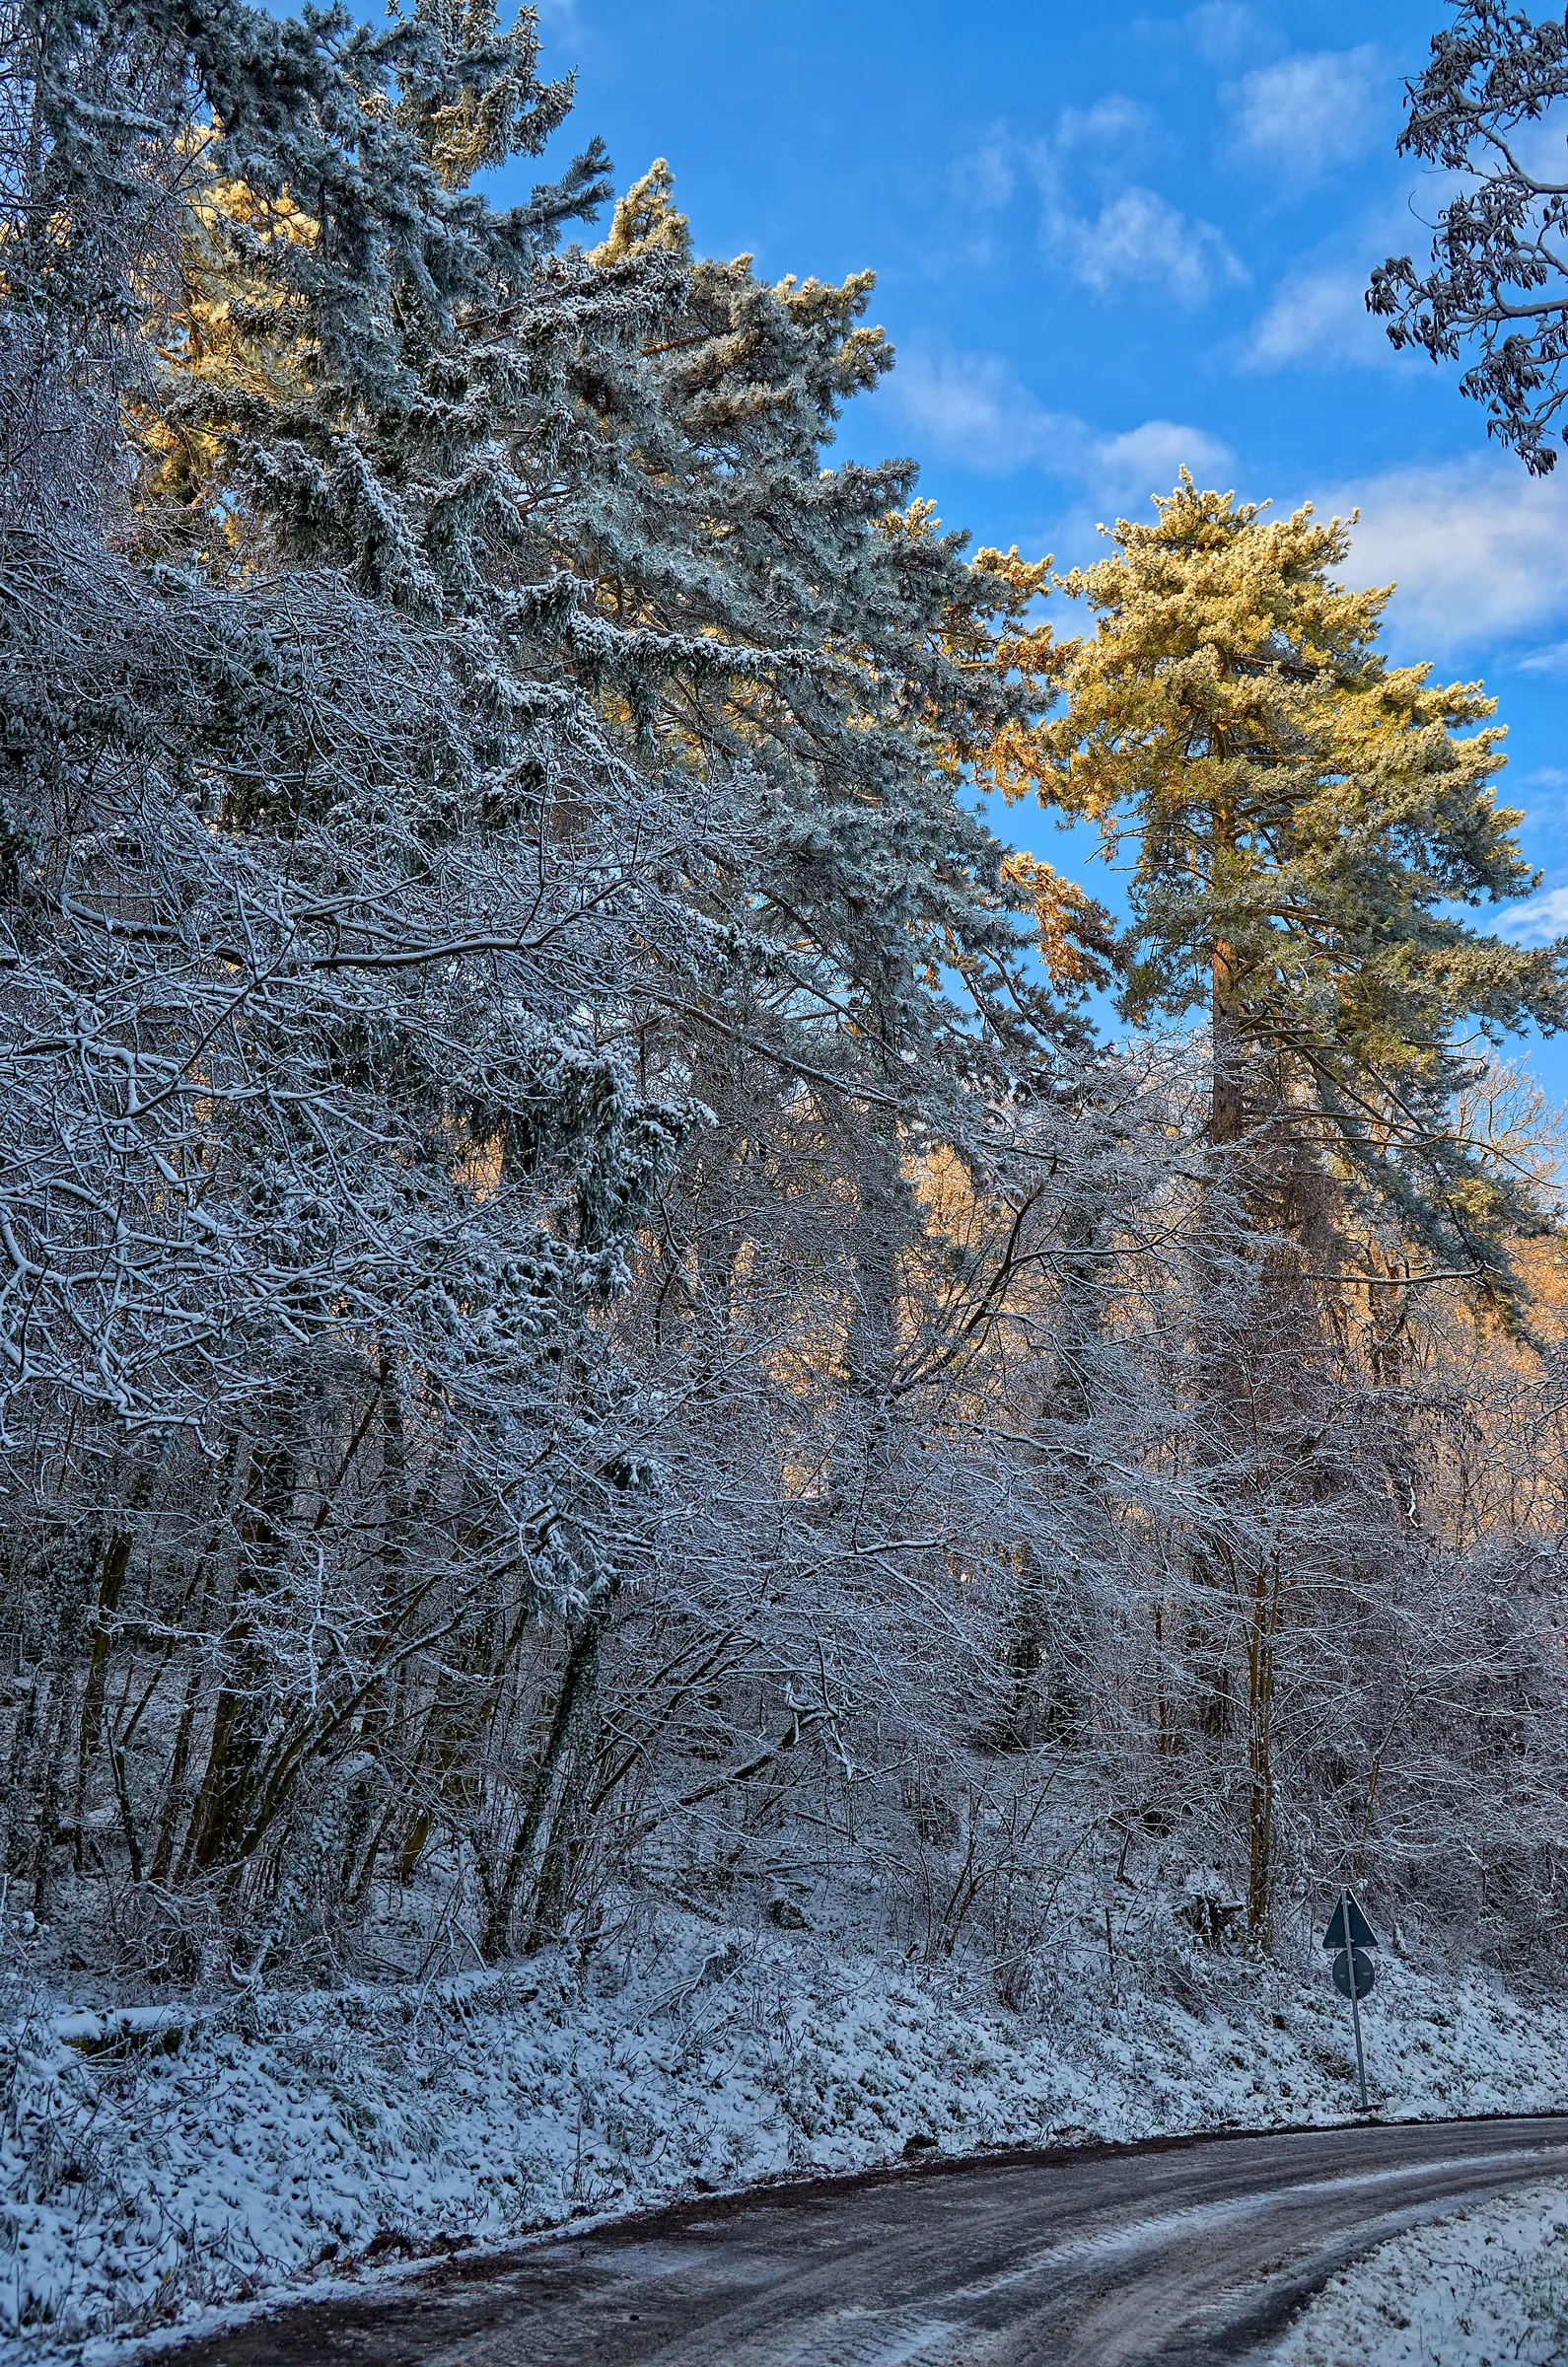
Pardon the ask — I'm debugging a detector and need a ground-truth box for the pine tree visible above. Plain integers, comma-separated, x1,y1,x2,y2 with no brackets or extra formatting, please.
1022,477,1568,1934
1037,475,1566,1279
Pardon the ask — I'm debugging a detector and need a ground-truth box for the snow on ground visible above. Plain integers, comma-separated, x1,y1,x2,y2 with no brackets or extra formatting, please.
1272,2177,1568,2366
3,1917,1568,2361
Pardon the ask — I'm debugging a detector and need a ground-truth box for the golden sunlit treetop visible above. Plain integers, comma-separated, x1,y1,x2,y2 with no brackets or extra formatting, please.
1026,478,1565,1216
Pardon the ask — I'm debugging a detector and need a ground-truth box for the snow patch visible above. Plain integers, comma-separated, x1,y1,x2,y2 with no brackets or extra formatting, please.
1273,2176,1568,2365
2,1925,1568,2360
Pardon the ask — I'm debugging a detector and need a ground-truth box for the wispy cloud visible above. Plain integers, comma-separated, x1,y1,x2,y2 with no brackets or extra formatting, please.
1500,886,1568,946
1091,419,1235,502
1184,2,1263,68
1056,96,1159,155
1230,46,1383,179
1245,262,1395,371
954,112,1244,307
1137,4,1270,69
1243,176,1479,376
1047,184,1246,304
879,340,1231,504
952,128,1016,212
882,344,1067,473
1325,459,1568,651
1027,113,1244,305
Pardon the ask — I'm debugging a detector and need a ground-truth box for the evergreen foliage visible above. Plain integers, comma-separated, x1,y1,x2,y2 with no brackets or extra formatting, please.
1036,477,1566,1278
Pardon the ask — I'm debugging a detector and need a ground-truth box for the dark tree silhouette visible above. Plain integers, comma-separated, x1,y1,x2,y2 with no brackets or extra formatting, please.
1371,3,1568,472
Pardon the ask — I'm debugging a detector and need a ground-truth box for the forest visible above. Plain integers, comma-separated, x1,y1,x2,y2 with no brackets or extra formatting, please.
6,0,1568,2026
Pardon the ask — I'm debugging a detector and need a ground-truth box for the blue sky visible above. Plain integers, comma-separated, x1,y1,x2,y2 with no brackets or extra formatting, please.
512,0,1568,1094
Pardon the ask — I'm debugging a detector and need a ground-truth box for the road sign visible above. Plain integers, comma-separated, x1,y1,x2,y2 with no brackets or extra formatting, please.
1323,1887,1377,2111
1332,1946,1375,2001
1321,1895,1378,1952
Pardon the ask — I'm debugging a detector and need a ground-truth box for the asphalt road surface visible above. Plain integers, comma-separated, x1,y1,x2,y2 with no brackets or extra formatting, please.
166,2116,1568,2366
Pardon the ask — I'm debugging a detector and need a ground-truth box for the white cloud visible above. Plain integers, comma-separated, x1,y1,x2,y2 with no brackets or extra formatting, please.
1499,108,1568,182
1233,47,1381,179
1244,180,1480,376
1091,420,1235,502
879,343,1232,511
880,345,1069,474
1500,887,1568,946
958,118,1245,307
1246,263,1394,371
1046,184,1246,305
953,131,1015,211
1518,641,1568,676
1057,97,1157,153
1326,459,1568,651
1183,2,1262,68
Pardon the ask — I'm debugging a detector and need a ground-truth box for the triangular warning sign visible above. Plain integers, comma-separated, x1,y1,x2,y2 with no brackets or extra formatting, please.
1321,1892,1378,1952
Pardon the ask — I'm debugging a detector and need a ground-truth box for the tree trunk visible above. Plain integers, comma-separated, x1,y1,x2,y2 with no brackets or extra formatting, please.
179,1428,296,1880
483,1600,609,1957
72,1529,132,1860
1245,1555,1282,1939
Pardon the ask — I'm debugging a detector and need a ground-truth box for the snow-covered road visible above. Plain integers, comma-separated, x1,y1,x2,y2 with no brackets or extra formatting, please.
158,2116,1568,2365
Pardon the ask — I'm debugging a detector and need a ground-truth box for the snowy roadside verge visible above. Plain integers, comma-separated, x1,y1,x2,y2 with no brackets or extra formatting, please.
4,1926,1568,2361
1272,2176,1568,2366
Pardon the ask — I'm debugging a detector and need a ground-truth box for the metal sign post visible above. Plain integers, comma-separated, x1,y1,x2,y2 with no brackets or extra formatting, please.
1344,1899,1368,2113
1321,1888,1379,2113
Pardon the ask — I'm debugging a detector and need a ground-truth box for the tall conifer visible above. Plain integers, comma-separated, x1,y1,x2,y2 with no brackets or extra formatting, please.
1039,476,1566,1280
